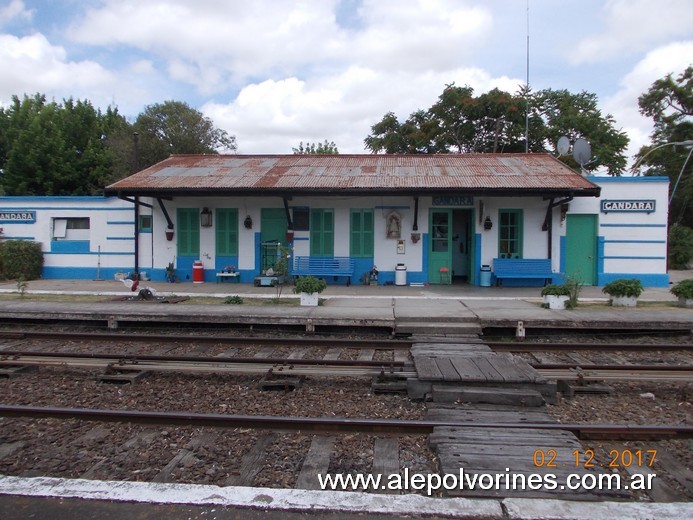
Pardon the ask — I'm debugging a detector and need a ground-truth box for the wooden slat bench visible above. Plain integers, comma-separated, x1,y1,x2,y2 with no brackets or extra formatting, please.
493,258,554,286
292,256,354,286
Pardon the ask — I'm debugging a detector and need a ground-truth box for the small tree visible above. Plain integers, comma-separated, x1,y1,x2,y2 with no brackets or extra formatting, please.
292,140,339,155
0,240,43,280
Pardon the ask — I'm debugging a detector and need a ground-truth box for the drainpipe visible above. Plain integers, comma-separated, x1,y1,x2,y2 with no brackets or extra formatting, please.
134,196,140,278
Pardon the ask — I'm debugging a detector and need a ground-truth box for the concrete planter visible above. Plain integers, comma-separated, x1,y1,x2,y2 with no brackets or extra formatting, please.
543,295,569,310
678,297,693,308
299,292,319,306
610,295,638,307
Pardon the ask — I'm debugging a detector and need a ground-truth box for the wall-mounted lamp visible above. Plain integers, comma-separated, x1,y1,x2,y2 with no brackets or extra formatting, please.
165,228,174,241
483,216,493,231
200,207,213,227
244,215,253,229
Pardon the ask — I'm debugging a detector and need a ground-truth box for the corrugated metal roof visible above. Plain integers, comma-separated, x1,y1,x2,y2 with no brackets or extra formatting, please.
105,154,600,195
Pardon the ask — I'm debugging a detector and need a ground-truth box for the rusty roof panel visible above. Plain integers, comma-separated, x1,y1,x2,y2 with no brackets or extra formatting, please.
106,154,599,194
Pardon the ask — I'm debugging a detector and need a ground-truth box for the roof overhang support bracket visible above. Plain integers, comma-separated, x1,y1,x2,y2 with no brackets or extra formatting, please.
283,196,293,231
118,195,153,209
542,196,573,259
157,198,174,230
412,196,419,231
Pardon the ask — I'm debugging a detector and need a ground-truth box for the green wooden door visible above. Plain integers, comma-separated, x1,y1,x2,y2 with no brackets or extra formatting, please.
261,208,287,246
565,214,597,285
428,209,452,284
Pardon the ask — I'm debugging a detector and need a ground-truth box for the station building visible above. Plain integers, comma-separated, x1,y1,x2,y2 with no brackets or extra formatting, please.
0,154,670,287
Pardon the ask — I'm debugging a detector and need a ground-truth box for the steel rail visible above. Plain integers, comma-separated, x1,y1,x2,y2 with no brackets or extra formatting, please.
0,330,411,349
0,405,690,440
0,350,408,368
535,368,692,382
488,341,692,352
0,354,414,378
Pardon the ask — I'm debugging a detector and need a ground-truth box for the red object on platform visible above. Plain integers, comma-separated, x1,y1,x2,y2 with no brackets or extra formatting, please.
193,260,204,283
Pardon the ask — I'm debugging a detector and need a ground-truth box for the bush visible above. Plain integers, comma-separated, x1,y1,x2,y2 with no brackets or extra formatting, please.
602,278,644,298
670,279,693,300
223,295,244,305
540,284,571,296
293,276,327,294
0,240,43,280
668,224,693,269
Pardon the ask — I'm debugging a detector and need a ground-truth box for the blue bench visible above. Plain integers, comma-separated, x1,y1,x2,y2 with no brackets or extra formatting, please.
493,258,555,286
292,256,355,286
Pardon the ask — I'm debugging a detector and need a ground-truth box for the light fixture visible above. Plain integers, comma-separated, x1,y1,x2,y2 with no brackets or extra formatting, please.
165,228,174,241
244,215,253,229
484,216,493,231
200,207,213,227
560,203,570,223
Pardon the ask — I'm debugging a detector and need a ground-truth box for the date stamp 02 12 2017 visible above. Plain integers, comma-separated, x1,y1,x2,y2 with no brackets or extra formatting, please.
532,448,657,469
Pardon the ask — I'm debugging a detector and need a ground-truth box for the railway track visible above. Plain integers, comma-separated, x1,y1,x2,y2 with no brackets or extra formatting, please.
1,405,691,440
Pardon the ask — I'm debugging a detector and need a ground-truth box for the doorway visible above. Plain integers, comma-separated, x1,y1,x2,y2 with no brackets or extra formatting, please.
428,208,474,284
565,214,597,285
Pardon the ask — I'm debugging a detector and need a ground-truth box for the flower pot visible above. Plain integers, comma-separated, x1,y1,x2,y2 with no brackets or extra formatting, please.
678,297,693,308
300,292,319,306
165,230,174,241
610,295,638,307
543,294,569,310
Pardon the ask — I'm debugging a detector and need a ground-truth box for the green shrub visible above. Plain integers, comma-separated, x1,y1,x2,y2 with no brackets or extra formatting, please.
668,224,692,269
224,295,244,305
293,276,327,294
602,278,644,298
540,284,571,296
670,279,693,300
0,240,43,280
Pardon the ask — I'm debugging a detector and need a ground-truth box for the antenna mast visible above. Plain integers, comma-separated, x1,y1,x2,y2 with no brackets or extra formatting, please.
525,0,530,153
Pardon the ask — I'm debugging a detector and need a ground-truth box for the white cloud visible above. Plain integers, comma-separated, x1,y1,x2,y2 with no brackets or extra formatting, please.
602,41,693,164
0,0,32,26
0,33,113,100
204,65,523,154
572,0,693,64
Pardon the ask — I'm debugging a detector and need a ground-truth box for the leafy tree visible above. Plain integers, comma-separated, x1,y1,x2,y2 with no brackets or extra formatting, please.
292,140,339,154
0,94,121,195
635,66,692,227
133,101,236,168
364,84,629,175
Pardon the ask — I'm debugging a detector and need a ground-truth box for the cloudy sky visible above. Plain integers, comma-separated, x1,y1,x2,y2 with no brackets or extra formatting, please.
1,0,691,164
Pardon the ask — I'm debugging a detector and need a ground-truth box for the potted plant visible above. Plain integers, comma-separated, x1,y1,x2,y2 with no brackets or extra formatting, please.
670,278,693,307
165,262,177,283
293,275,327,306
602,278,643,307
540,284,571,309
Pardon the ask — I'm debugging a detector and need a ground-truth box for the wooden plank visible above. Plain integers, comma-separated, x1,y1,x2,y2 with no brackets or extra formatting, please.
436,358,462,382
323,348,342,361
287,348,309,360
226,434,275,487
393,350,410,363
426,409,554,424
357,349,375,361
254,346,276,358
372,438,399,494
653,447,693,496
470,357,505,383
215,348,239,358
152,433,216,483
295,436,336,490
447,358,487,382
414,357,443,380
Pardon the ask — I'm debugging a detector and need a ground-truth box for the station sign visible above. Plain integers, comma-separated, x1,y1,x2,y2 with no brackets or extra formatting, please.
0,210,36,223
601,200,655,214
432,196,474,206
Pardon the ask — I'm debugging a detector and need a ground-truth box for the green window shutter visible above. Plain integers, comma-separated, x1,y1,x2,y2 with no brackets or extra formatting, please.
310,209,334,256
215,209,238,256
350,209,374,257
498,209,523,258
177,208,200,257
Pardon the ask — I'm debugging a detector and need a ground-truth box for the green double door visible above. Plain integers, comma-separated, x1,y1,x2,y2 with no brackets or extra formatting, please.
565,214,597,285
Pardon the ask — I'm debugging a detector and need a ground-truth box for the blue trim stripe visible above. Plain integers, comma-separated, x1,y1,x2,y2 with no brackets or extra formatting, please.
587,176,669,183
604,239,666,244
44,251,133,256
0,196,117,202
106,237,135,241
603,256,666,260
600,224,667,228
107,221,135,225
6,206,132,211
2,236,35,240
